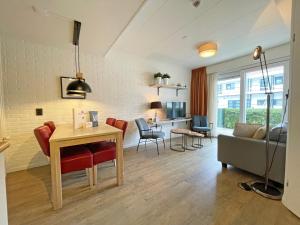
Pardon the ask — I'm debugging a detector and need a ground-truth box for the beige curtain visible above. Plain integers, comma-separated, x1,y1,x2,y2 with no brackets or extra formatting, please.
190,67,208,115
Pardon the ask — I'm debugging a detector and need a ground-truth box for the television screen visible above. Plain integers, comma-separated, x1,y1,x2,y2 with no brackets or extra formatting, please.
166,102,186,119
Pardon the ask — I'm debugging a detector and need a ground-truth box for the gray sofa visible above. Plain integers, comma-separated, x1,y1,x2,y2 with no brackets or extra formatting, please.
217,134,286,184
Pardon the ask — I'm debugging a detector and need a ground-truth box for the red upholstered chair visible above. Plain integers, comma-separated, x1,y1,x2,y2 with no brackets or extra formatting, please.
44,121,56,133
34,125,94,186
106,118,116,126
89,119,128,185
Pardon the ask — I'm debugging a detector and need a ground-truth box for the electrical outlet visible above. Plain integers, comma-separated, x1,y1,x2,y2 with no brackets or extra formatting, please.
36,108,43,116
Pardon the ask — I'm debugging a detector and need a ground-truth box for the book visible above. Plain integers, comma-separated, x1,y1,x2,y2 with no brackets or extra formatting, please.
89,111,99,127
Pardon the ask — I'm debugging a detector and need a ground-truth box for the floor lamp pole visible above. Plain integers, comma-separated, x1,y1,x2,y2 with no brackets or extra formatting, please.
265,93,271,190
251,46,282,200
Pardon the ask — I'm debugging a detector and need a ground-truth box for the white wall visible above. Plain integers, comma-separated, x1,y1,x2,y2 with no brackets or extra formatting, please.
0,37,5,138
207,43,290,75
282,0,300,218
0,35,190,172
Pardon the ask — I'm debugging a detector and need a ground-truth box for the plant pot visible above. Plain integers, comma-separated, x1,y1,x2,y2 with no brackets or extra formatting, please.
155,77,162,85
163,78,169,85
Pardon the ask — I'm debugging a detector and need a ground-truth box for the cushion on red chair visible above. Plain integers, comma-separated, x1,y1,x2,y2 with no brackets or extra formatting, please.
44,121,56,133
89,141,116,164
106,118,116,126
61,145,93,174
34,125,93,174
89,119,128,166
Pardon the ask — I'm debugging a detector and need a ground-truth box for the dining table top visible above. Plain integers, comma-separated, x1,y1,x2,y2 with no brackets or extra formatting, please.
49,124,122,142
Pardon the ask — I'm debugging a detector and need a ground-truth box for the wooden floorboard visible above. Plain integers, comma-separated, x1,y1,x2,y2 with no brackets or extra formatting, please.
6,138,300,225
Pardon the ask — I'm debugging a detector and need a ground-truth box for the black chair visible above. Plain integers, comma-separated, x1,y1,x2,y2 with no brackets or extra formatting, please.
135,118,165,155
191,115,213,141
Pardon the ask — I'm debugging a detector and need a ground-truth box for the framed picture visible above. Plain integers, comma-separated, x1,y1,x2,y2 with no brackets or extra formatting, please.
60,76,86,99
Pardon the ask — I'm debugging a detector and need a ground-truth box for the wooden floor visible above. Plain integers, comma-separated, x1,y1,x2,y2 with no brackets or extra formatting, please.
7,138,300,225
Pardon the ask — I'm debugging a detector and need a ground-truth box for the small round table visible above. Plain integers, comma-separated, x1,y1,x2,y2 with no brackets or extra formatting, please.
170,128,204,152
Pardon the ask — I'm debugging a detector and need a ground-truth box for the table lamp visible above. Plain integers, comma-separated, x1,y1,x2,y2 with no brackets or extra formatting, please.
150,101,162,122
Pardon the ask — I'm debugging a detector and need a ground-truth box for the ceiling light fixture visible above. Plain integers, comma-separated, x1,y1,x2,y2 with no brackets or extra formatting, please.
198,42,218,58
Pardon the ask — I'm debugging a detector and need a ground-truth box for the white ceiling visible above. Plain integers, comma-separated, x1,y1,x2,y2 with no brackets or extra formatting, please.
0,0,292,69
111,0,292,69
0,0,145,55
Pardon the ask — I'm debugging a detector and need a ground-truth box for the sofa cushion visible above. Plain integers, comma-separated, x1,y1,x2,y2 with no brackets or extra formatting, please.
269,122,288,143
233,123,261,138
252,126,266,139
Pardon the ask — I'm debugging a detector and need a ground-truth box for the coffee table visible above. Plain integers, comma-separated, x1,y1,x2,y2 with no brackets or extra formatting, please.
170,128,204,152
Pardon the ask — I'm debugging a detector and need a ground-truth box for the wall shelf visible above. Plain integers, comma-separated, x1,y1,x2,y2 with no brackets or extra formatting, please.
150,84,187,96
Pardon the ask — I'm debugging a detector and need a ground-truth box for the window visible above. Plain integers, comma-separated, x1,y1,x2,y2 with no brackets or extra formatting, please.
228,100,240,109
217,84,222,94
217,77,240,130
272,99,282,107
216,63,287,135
260,78,267,91
226,83,235,90
257,99,265,106
245,65,285,126
274,76,283,85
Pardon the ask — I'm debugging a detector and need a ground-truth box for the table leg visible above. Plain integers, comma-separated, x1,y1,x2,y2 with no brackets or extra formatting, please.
50,142,62,210
116,132,124,185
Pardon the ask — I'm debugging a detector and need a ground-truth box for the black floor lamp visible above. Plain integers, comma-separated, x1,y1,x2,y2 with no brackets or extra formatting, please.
251,46,282,200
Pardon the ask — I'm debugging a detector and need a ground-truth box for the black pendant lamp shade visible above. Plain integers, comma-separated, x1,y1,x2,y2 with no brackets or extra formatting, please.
66,21,92,95
67,76,92,94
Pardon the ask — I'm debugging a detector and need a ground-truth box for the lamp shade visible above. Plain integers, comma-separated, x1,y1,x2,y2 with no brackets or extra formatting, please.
253,46,263,60
66,79,92,94
150,101,162,109
198,42,217,58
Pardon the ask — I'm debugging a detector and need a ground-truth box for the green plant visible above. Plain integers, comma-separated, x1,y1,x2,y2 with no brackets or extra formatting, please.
154,72,162,78
217,108,282,129
162,73,171,79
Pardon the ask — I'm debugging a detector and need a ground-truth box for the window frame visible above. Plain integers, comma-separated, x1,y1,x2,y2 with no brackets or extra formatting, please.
216,60,289,131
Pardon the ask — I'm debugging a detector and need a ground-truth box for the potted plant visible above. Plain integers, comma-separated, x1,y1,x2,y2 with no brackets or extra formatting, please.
162,73,171,85
154,72,162,85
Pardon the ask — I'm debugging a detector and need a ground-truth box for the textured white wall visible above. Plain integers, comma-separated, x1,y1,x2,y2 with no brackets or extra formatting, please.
0,37,5,138
282,0,300,218
0,35,191,172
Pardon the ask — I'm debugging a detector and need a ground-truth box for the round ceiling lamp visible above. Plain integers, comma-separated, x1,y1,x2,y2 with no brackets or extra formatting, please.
198,42,218,58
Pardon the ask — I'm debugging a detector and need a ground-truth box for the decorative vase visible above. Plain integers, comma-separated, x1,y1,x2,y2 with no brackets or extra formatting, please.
163,78,169,85
155,77,162,85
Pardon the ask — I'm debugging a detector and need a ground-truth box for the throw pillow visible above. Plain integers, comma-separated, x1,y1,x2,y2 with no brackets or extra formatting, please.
252,126,266,139
269,122,288,143
233,123,261,138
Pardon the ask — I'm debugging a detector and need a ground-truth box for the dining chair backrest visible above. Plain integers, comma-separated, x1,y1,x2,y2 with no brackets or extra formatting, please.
34,125,52,157
192,115,208,127
135,118,150,137
114,120,128,139
44,121,56,133
106,117,116,126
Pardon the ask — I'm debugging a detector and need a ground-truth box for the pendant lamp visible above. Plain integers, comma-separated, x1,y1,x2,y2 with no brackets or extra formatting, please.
66,21,92,95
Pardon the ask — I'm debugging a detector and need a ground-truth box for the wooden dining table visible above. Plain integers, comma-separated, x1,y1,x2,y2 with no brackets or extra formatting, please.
49,124,124,210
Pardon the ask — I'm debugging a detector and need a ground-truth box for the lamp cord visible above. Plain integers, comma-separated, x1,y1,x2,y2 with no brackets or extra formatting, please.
268,90,289,173
78,43,80,73
74,45,78,74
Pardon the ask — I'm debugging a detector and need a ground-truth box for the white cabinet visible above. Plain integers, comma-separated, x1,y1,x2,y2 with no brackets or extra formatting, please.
282,0,300,218
0,152,8,225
